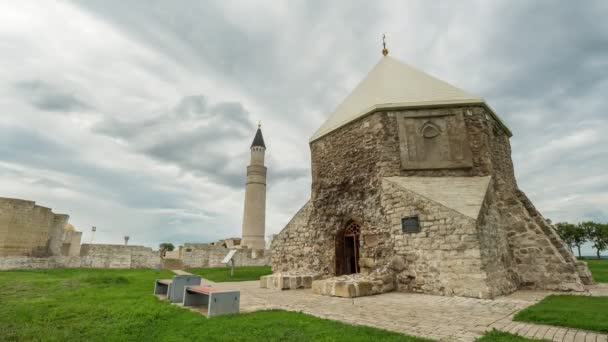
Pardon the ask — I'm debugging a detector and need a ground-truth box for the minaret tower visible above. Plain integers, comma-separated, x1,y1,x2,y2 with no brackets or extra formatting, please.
241,124,267,249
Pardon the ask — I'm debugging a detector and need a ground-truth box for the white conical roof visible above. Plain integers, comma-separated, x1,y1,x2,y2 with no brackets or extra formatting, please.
311,56,507,142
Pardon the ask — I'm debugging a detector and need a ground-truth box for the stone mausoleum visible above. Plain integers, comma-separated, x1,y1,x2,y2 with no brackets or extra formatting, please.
265,53,593,299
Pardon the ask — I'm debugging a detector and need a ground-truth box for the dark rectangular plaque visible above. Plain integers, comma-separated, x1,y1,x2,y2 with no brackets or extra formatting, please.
401,216,420,233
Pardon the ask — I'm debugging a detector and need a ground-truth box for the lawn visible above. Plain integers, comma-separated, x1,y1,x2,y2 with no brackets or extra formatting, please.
476,330,541,342
585,259,608,283
188,265,272,282
0,268,430,342
514,295,608,333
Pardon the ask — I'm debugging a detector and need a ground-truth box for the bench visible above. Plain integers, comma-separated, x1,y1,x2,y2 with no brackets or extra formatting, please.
183,285,240,317
154,275,201,303
154,279,172,296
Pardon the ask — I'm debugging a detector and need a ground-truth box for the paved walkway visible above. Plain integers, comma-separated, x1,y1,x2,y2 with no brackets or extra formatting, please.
207,281,608,342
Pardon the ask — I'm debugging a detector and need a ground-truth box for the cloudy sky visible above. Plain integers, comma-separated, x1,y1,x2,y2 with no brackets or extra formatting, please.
1,1,606,254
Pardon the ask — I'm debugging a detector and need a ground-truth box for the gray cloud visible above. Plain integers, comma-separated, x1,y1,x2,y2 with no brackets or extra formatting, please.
14,80,89,112
480,2,608,101
0,125,195,210
71,0,384,134
93,94,308,188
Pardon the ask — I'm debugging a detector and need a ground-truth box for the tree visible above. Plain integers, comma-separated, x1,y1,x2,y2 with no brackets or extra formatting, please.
555,222,577,252
580,221,608,259
159,242,175,252
555,222,587,257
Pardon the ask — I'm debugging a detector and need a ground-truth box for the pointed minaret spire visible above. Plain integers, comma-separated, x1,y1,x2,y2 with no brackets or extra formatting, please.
251,123,266,148
382,34,389,56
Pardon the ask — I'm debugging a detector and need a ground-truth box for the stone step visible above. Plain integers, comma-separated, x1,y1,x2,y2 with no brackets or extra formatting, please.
312,274,395,298
259,273,319,290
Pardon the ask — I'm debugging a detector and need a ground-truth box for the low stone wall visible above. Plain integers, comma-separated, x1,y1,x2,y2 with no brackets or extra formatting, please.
79,244,159,268
181,243,269,268
0,244,160,270
0,242,270,271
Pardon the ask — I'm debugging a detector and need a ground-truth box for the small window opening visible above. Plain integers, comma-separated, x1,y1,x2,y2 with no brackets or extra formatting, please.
401,216,421,233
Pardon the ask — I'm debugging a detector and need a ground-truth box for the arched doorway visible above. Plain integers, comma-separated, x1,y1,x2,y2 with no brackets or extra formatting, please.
335,221,361,276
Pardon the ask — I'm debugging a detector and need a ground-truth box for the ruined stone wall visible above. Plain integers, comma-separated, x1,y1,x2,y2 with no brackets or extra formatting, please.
0,197,69,257
48,214,69,256
0,244,159,270
67,231,82,256
181,243,270,269
272,105,589,297
60,230,82,256
79,244,159,268
497,191,586,290
475,187,519,296
470,109,587,289
271,201,313,272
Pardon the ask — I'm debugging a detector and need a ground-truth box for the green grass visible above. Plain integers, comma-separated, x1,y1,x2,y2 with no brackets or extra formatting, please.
0,268,432,341
476,330,541,342
585,259,608,282
188,266,272,282
514,295,608,333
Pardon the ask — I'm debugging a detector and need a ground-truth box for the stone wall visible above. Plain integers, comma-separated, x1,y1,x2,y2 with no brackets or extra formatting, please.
272,105,590,298
475,188,519,297
0,241,270,271
0,244,159,270
61,230,82,257
79,244,159,268
0,197,69,257
181,243,269,269
380,179,499,298
271,201,313,272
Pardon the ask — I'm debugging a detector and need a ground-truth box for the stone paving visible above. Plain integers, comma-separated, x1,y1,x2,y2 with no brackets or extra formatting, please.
207,279,608,342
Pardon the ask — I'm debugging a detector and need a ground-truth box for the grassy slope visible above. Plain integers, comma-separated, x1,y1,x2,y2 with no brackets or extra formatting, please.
0,268,428,342
476,330,541,342
585,259,608,282
188,266,272,282
514,295,608,333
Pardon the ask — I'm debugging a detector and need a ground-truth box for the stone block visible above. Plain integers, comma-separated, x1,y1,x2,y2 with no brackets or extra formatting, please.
390,256,406,272
355,281,374,297
302,275,313,288
259,275,268,288
261,273,316,290
311,280,324,295
334,282,356,298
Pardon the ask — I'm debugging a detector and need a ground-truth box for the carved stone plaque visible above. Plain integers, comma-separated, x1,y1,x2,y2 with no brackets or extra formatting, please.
397,111,473,170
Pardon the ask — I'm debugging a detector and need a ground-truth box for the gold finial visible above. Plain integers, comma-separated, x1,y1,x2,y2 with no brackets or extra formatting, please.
382,34,389,56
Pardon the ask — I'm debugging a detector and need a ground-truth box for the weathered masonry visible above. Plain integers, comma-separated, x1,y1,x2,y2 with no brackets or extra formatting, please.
267,55,593,298
0,197,80,257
